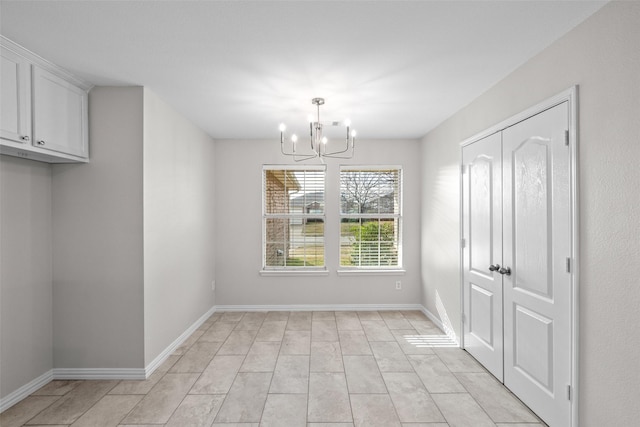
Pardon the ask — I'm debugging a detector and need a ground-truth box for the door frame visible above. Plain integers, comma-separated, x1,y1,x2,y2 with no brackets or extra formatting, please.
459,86,580,427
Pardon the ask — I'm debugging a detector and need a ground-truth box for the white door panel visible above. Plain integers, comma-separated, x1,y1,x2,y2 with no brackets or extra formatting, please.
462,132,503,381
503,102,572,427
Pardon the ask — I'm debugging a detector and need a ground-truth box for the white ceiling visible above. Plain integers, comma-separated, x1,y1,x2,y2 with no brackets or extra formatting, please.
1,1,606,140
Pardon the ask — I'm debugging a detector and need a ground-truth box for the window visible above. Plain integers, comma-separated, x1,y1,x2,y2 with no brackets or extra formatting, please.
340,167,402,268
263,165,326,270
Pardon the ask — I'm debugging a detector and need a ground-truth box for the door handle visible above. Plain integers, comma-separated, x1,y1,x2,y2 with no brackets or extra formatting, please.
489,264,500,272
499,266,511,276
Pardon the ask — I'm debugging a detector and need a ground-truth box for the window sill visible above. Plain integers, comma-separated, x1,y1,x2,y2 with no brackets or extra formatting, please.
337,269,406,276
259,269,330,277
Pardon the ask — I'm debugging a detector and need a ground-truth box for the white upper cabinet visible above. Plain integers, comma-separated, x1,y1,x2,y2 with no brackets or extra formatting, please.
1,47,31,144
0,37,92,163
32,66,88,158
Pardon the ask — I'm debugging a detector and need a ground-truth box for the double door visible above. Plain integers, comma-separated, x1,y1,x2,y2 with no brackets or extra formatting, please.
462,102,573,427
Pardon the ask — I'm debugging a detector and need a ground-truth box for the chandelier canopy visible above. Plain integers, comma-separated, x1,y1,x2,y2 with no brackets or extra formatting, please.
279,98,356,162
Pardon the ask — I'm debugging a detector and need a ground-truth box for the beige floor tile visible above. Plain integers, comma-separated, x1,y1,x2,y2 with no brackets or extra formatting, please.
456,373,539,423
408,354,466,393
343,355,387,393
270,355,310,393
408,320,442,335
287,312,312,331
434,348,485,373
165,394,225,427
154,354,181,373
69,394,142,427
109,371,163,395
379,311,405,320
312,319,339,342
173,330,205,355
217,330,258,355
0,396,61,427
32,380,81,396
307,424,354,427
370,341,413,372
310,341,344,372
432,393,496,427
214,372,272,423
361,320,395,341
494,424,545,427
382,372,445,423
350,394,401,427
312,311,335,319
27,380,118,425
190,354,246,394
265,311,291,321
338,330,372,355
211,424,259,426
357,311,382,321
335,313,363,331
255,320,287,342
307,372,352,423
197,320,215,332
261,393,307,427
235,312,267,331
401,311,429,321
119,425,172,427
220,312,246,322
170,341,222,373
383,318,414,330
391,330,436,355
121,373,199,424
240,341,280,372
281,330,311,355
400,424,448,427
199,321,236,342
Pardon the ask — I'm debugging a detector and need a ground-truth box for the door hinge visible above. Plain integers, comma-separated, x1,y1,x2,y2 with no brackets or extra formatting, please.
461,164,467,174
461,238,466,248
462,313,466,324
566,257,571,273
567,385,572,400
564,130,570,146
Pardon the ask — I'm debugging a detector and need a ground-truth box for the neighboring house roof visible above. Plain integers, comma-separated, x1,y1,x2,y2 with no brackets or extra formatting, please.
290,191,324,208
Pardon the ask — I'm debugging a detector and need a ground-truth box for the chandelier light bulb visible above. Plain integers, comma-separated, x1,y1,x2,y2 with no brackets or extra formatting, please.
279,123,286,132
307,114,314,123
322,136,328,144
352,130,357,137
344,119,351,127
291,134,298,143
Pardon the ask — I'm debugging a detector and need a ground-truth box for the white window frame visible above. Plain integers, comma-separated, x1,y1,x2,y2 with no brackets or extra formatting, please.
261,164,327,275
338,165,403,273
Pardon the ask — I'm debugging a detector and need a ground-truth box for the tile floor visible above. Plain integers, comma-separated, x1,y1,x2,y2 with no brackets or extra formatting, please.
1,310,547,427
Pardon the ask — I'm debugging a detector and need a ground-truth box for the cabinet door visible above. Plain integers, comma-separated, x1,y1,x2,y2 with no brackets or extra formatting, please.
32,66,88,158
462,132,504,381
1,48,31,144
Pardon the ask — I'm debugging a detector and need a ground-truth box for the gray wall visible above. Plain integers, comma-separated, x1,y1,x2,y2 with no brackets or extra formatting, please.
214,139,422,307
52,87,145,369
0,157,53,398
420,2,640,425
142,88,216,366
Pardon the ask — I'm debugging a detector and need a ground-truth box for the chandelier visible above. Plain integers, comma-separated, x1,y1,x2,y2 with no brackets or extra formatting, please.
279,98,356,161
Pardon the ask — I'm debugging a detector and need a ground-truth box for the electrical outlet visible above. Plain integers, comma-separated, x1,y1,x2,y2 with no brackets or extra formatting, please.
211,280,216,291
395,281,402,290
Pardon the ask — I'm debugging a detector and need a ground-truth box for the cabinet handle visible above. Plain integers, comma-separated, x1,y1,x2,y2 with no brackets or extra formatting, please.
37,140,46,146
20,135,30,141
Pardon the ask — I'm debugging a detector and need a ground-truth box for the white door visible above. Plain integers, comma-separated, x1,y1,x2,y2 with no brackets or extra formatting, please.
502,102,572,426
462,132,504,381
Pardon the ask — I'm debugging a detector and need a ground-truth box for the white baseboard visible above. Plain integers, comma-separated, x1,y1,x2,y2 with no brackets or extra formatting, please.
52,368,145,380
144,305,217,377
0,369,53,413
421,306,459,345
215,303,424,312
